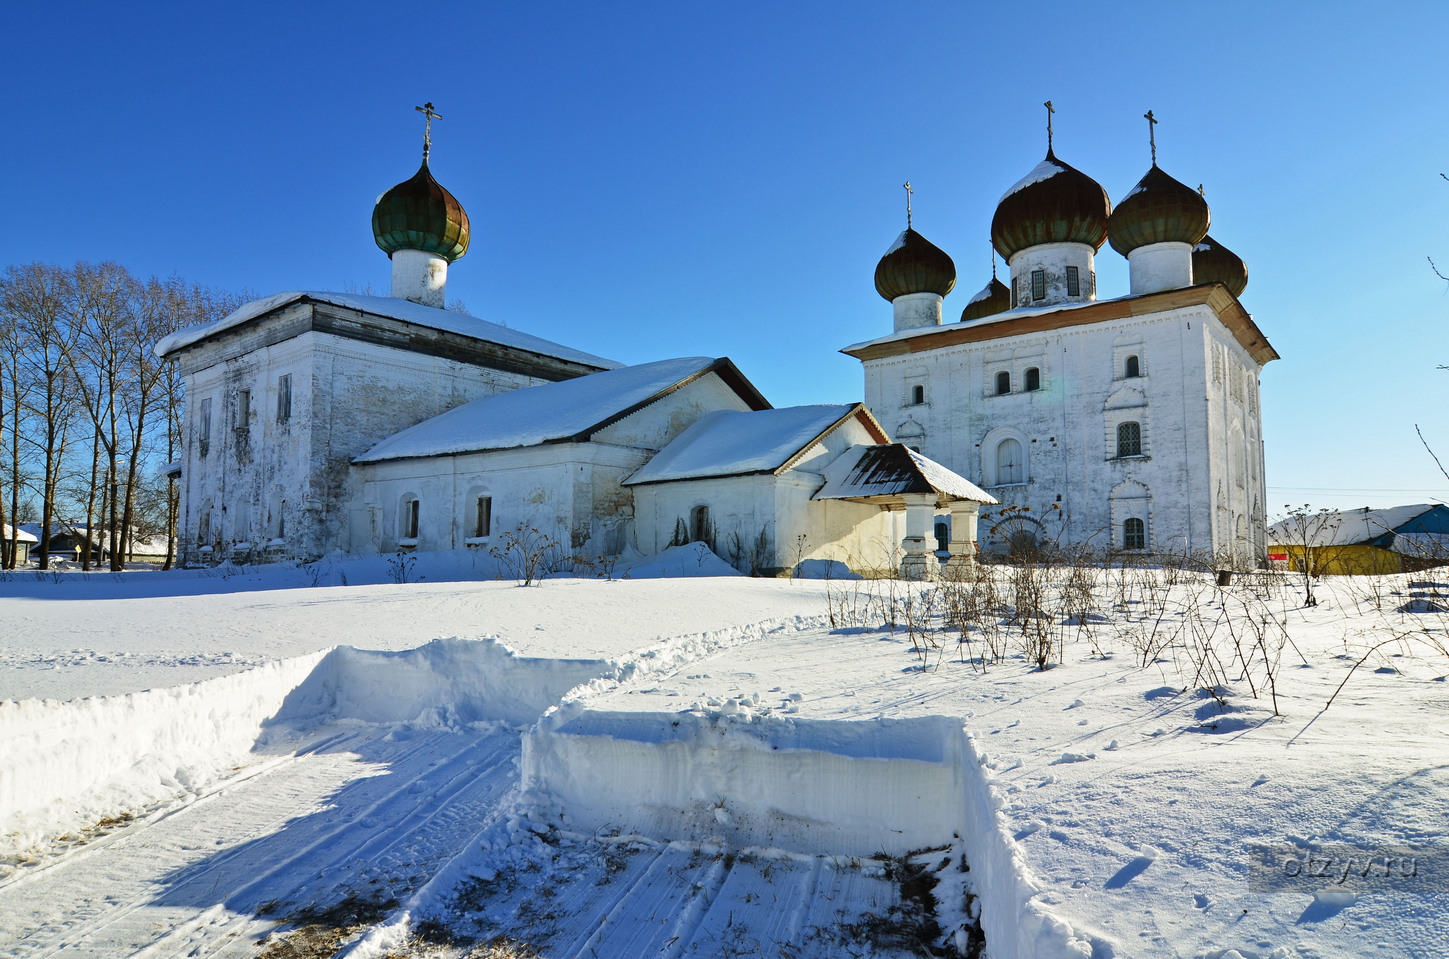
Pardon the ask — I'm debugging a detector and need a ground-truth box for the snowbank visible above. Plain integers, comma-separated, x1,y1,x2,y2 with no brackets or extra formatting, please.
268,637,613,729
619,542,743,578
0,650,328,857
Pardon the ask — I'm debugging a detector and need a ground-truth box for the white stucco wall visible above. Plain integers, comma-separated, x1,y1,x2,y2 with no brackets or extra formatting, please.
861,304,1267,559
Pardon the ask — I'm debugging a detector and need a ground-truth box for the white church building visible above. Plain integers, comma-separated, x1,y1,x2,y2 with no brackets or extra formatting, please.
157,123,994,578
158,107,1274,574
844,111,1276,564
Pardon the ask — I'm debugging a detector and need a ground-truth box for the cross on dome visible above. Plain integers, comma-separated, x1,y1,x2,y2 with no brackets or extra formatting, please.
415,101,442,161
1045,100,1055,151
1144,109,1158,165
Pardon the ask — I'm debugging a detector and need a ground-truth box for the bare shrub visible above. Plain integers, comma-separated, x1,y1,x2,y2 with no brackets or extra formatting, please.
488,526,563,586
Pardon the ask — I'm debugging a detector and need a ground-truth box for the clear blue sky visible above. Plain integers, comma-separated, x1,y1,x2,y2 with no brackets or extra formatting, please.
3,1,1446,513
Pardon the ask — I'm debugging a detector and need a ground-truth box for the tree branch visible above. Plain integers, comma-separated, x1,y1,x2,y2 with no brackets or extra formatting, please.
1416,424,1449,484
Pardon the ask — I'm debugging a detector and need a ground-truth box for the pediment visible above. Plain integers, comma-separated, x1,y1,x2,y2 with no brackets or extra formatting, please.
1104,385,1148,411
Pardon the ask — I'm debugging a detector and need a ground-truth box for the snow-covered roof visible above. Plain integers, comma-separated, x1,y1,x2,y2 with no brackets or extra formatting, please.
813,444,997,504
965,281,996,306
999,157,1067,203
3,524,38,544
1267,504,1449,549
155,291,621,370
355,357,765,464
624,405,863,486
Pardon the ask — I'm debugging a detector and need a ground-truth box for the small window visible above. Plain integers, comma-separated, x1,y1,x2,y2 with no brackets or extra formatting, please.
934,520,950,553
1031,269,1045,301
1025,367,1040,392
912,384,925,405
473,495,492,538
1117,421,1142,457
199,398,212,445
1125,355,1140,378
400,497,420,539
236,390,250,427
996,370,1011,395
690,505,710,543
1012,277,1022,307
1124,517,1146,550
199,510,211,544
1066,266,1080,296
277,374,292,423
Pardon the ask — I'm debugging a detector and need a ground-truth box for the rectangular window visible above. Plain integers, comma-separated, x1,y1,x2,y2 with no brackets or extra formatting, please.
1031,269,1045,301
277,374,292,423
404,499,420,539
474,496,492,538
1025,367,1040,391
199,398,212,445
1066,266,1080,296
236,389,250,428
1012,276,1022,307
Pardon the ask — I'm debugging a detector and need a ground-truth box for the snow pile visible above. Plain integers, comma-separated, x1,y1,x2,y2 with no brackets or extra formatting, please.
268,637,613,730
524,711,970,857
618,542,742,578
0,650,328,861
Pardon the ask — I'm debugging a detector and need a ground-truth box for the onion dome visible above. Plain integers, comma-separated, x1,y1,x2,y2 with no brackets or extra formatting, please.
1192,234,1248,297
991,150,1112,262
1107,165,1210,257
372,160,470,262
960,277,1011,322
874,229,957,301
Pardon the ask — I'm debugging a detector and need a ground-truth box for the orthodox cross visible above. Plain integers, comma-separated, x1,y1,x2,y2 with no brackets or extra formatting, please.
416,102,442,160
1144,109,1158,165
1198,184,1206,197
991,243,998,279
1044,100,1055,151
903,181,914,228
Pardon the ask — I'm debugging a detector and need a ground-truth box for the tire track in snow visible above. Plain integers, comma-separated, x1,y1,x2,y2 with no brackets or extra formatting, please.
3,725,520,959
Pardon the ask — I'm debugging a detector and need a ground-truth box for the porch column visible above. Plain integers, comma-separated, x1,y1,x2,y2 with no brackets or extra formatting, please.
944,500,981,574
899,493,939,581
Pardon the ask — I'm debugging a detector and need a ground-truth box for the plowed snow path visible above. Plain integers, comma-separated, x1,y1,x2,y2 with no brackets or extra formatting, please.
0,724,519,958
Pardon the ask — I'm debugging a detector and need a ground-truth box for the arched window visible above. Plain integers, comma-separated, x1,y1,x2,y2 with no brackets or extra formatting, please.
996,370,1011,395
912,384,925,405
934,520,950,553
1117,421,1142,457
472,495,492,538
1125,355,1140,378
997,438,1024,485
399,496,420,540
690,505,711,543
1025,367,1040,392
1123,517,1146,549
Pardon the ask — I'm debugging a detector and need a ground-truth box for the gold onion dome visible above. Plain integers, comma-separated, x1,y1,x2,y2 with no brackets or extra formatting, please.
372,159,471,262
990,149,1112,262
1192,234,1248,297
874,228,957,301
1107,165,1210,256
960,276,1012,322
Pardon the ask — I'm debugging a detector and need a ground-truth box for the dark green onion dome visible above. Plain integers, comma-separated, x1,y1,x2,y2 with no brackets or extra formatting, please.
1107,165,1210,257
372,159,470,262
960,276,1012,322
874,228,957,301
991,149,1112,262
1192,234,1248,297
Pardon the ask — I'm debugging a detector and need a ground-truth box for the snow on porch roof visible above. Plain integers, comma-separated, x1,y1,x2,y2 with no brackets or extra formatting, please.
155,291,621,370
354,357,769,464
624,405,882,486
813,444,998,505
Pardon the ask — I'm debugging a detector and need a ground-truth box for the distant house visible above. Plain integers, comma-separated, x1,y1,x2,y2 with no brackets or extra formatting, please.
2,525,39,565
1267,504,1449,575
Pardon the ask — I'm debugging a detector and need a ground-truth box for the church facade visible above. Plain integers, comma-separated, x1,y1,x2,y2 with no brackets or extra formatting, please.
845,114,1275,564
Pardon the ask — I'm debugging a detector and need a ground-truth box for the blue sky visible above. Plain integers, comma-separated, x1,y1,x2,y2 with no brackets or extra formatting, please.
4,1,1446,512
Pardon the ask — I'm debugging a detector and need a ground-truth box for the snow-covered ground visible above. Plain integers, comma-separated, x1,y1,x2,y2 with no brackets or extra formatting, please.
2,550,1447,958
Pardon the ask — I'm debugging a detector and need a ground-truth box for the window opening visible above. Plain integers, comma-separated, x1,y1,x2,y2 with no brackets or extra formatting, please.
1025,367,1040,392
1125,355,1140,378
401,498,419,539
1117,421,1142,457
1031,269,1045,301
912,384,925,405
997,438,1023,485
1124,517,1146,549
1066,266,1080,296
934,520,950,553
690,505,711,544
277,374,292,423
473,496,492,538
996,370,1011,395
236,390,250,427
199,398,212,453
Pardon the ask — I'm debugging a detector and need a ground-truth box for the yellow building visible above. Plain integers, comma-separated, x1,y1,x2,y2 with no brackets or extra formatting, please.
1268,504,1449,576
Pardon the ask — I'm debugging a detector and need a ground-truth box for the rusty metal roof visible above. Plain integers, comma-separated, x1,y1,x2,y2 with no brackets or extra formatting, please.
372,159,470,262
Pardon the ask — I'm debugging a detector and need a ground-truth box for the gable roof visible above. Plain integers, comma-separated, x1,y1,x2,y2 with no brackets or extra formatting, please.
842,282,1278,368
353,357,769,464
3,524,38,544
155,291,621,370
813,444,998,505
1267,504,1449,550
623,404,886,486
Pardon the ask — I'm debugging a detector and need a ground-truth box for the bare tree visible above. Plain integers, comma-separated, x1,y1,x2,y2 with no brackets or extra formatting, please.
1272,504,1347,607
